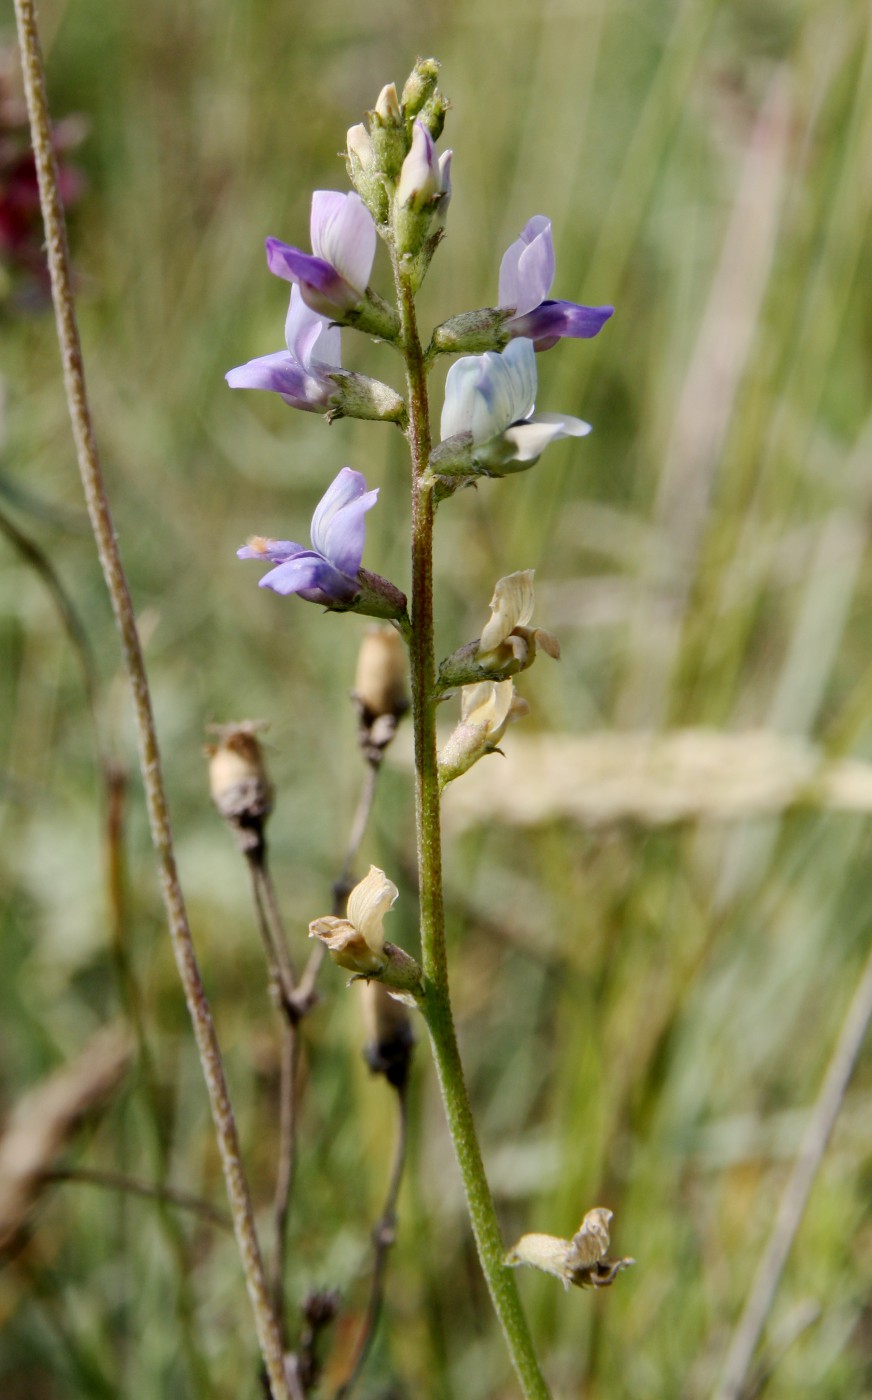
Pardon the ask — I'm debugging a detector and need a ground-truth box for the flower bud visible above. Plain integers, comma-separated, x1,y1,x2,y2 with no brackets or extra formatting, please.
346,123,373,168
353,626,409,762
206,722,274,857
370,83,407,183
418,92,449,143
375,82,402,124
346,123,389,224
394,121,452,262
360,980,415,1089
400,58,440,120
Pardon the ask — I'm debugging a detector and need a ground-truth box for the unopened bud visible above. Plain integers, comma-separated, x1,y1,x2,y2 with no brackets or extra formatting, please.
206,722,273,857
361,980,415,1089
353,626,409,762
346,123,389,224
370,83,407,183
400,58,440,120
418,92,449,143
346,123,373,169
375,82,402,124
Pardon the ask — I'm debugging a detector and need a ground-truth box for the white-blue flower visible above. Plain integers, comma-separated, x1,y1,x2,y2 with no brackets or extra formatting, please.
439,338,590,473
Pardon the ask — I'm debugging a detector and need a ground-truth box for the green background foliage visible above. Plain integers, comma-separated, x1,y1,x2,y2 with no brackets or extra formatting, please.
2,0,872,1395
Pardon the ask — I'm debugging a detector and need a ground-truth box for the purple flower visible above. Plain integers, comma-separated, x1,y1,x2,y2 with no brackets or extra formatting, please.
396,119,452,212
238,467,378,605
499,216,613,351
265,191,376,319
225,286,341,412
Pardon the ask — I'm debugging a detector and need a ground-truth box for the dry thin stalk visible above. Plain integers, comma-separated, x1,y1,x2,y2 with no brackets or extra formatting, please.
40,1166,232,1231
247,853,301,1331
334,1081,409,1400
712,936,872,1400
12,5,291,1395
296,756,382,1006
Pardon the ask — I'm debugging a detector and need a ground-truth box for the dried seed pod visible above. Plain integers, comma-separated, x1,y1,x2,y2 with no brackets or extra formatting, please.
360,980,415,1089
206,721,274,857
353,626,409,761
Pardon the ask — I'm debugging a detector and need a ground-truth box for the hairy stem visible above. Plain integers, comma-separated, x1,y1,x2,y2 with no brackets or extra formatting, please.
13,4,291,1395
393,253,551,1400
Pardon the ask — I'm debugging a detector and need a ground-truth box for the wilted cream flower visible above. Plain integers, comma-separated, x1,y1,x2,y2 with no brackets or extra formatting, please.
477,570,560,675
438,679,529,787
309,865,397,977
506,1207,634,1291
347,865,398,954
309,868,422,1000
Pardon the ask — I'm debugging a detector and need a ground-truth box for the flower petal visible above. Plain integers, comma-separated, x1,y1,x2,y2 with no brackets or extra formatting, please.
257,551,356,601
396,120,441,207
477,412,591,470
347,865,399,954
499,216,555,317
237,537,303,563
310,191,376,297
441,338,538,444
479,571,535,654
285,286,341,370
226,351,308,396
309,467,378,578
265,237,359,315
508,299,614,351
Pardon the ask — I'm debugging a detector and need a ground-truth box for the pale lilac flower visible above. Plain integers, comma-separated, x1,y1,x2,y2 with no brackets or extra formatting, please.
238,467,377,604
265,191,376,318
225,286,340,412
396,119,452,211
440,337,590,472
499,216,613,351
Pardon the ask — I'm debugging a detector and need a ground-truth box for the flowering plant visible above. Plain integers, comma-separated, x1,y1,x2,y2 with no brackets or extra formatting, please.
226,58,618,1400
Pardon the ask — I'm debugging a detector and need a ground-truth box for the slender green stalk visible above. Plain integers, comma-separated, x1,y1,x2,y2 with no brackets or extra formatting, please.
392,253,551,1400
13,4,291,1396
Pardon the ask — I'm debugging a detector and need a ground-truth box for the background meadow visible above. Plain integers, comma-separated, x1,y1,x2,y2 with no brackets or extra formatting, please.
2,0,872,1395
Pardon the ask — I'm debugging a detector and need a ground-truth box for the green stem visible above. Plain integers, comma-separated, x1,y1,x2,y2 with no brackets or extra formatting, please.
393,254,551,1400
